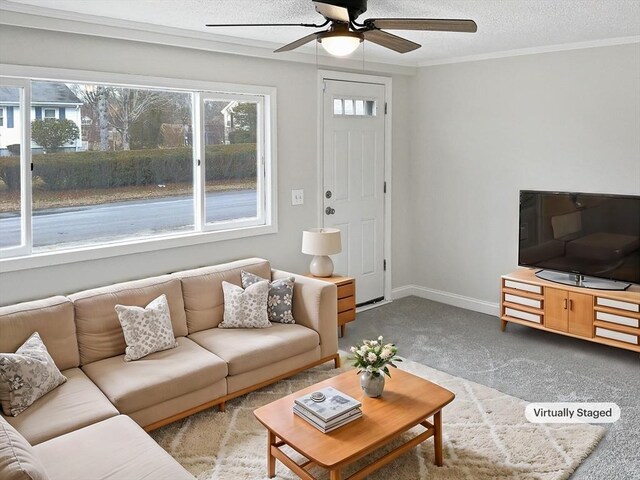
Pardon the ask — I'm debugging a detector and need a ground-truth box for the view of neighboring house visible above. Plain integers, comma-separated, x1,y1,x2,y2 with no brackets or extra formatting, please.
221,100,237,144
0,82,83,156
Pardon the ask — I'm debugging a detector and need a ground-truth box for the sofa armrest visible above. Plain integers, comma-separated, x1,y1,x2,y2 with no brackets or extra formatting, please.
271,269,338,360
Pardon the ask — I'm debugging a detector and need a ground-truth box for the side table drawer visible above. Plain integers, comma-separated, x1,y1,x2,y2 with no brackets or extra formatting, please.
338,296,355,313
338,309,356,324
337,282,355,299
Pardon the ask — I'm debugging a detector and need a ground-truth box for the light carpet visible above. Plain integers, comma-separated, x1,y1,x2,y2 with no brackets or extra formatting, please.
150,356,605,480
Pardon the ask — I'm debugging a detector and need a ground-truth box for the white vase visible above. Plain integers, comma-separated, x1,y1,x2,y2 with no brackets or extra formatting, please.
360,371,385,398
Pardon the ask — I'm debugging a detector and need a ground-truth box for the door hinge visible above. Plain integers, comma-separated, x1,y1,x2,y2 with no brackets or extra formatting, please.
383,259,387,271
322,81,326,93
384,102,388,115
30,163,34,171
383,181,387,193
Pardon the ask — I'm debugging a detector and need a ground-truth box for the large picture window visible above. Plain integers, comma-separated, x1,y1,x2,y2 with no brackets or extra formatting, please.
0,71,275,267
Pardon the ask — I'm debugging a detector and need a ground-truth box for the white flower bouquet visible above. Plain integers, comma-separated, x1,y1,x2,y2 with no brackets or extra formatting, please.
349,336,401,378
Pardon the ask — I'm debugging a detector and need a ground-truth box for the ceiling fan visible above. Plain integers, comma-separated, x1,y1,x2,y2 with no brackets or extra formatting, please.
206,0,477,57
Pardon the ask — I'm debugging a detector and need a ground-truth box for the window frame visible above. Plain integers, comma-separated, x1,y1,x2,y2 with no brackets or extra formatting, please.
0,107,4,126
0,65,278,272
43,107,56,119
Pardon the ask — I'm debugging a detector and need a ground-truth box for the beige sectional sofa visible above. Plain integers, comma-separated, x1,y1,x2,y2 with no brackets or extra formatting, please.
0,258,339,480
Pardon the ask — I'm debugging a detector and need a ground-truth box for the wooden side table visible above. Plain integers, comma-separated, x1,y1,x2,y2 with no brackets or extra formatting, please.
304,274,356,337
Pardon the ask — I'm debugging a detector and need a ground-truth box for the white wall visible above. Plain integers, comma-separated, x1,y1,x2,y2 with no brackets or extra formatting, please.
0,25,413,304
1,23,637,311
409,43,640,307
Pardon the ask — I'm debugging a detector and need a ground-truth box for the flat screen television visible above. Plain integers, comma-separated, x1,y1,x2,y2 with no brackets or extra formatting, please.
518,190,640,290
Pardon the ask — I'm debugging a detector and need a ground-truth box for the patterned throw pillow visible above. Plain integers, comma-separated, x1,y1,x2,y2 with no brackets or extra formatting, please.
219,280,271,329
241,271,296,324
115,294,179,362
0,332,67,417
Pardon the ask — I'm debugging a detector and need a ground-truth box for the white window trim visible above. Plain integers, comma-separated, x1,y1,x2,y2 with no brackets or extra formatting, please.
0,64,278,273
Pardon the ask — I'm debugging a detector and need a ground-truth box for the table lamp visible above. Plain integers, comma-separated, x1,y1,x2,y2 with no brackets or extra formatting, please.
301,228,342,277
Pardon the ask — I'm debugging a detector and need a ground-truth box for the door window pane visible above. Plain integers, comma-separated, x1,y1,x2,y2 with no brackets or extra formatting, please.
333,98,377,117
203,99,258,225
333,98,343,115
343,99,354,116
30,81,194,251
365,100,376,116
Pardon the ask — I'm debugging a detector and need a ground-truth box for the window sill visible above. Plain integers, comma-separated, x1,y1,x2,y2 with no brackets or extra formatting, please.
0,223,277,272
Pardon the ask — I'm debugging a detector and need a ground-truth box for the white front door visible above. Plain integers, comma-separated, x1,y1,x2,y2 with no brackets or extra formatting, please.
322,79,386,305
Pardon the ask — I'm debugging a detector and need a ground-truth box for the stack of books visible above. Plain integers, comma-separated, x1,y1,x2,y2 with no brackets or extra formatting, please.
293,386,362,433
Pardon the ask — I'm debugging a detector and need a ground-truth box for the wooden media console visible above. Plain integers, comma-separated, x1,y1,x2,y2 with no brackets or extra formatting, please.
501,268,640,352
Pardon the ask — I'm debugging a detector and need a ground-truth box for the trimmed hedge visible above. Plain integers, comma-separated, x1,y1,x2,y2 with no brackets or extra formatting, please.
0,144,256,191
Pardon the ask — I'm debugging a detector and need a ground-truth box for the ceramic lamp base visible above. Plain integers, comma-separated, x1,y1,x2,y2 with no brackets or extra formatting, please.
309,255,334,277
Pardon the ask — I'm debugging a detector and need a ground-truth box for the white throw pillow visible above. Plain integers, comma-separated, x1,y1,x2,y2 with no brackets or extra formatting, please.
0,332,67,417
115,294,178,362
219,280,271,329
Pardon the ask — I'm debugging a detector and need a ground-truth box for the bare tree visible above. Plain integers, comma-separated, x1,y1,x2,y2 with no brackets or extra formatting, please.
108,88,166,150
70,84,110,151
96,86,109,150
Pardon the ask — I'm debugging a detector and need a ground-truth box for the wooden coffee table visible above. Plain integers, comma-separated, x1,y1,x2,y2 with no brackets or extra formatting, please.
253,368,455,480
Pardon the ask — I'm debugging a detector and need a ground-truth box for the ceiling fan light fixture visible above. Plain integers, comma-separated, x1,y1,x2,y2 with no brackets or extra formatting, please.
318,31,363,57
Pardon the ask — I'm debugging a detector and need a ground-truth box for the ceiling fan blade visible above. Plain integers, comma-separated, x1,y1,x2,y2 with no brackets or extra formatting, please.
313,1,350,22
206,22,325,28
363,29,420,54
274,32,320,53
367,18,478,33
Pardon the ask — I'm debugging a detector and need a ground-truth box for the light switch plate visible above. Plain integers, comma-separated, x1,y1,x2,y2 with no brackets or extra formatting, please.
292,189,304,206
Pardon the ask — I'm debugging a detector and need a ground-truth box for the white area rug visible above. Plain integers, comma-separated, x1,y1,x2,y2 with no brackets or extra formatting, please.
151,356,605,479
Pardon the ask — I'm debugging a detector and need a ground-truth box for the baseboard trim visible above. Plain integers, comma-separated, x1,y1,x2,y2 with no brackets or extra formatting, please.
392,284,500,317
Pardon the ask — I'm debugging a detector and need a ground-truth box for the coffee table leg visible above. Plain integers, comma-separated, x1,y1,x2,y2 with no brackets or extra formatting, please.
330,468,342,480
267,430,276,478
434,410,443,466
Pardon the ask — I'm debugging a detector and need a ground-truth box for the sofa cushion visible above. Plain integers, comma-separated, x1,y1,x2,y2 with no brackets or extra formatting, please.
0,296,78,371
242,271,296,324
2,368,118,446
81,337,227,414
219,280,271,329
34,415,194,480
172,257,271,333
0,333,67,417
188,323,319,376
69,276,187,365
0,416,49,480
115,294,178,361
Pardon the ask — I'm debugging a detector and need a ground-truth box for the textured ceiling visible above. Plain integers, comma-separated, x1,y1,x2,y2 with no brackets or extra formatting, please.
3,0,640,65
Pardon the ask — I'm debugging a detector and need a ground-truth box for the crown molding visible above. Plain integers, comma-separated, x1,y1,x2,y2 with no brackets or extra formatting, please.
0,1,418,75
418,35,640,67
3,1,637,73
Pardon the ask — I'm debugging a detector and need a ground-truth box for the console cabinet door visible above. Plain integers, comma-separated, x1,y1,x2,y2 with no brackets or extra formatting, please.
545,288,569,332
568,292,594,338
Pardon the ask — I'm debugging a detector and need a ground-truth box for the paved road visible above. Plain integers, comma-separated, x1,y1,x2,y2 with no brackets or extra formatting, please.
0,189,257,249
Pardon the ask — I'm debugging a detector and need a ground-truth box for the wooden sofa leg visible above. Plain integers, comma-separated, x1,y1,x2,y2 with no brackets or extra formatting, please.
334,355,341,368
218,401,226,412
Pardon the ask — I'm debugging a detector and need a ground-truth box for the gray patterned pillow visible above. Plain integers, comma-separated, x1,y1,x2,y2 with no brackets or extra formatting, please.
219,280,271,329
241,271,296,324
0,332,67,417
115,294,178,362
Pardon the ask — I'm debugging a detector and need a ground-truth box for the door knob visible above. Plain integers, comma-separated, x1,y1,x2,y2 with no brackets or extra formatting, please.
325,207,335,215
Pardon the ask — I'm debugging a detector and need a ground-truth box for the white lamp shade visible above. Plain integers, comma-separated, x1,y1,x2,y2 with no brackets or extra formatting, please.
301,228,342,255
320,35,361,57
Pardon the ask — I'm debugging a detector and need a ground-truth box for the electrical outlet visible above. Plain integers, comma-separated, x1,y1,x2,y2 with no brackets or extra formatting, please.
291,189,304,206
